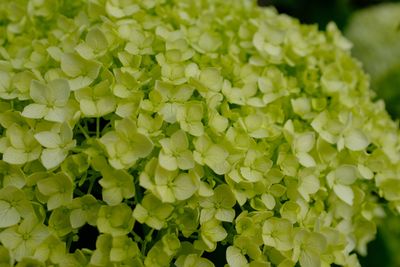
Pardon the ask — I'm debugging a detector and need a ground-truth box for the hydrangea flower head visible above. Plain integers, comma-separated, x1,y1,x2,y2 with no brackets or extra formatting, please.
0,0,399,266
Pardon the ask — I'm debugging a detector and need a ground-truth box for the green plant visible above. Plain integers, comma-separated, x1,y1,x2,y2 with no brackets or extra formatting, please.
0,0,399,266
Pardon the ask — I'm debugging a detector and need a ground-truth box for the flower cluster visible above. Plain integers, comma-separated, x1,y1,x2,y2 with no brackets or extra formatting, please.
0,0,399,266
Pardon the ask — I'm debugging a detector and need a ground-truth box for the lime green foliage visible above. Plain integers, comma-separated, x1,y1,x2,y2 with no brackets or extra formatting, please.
0,0,399,266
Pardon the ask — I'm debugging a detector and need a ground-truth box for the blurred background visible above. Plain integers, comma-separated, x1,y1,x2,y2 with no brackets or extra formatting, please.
257,0,400,266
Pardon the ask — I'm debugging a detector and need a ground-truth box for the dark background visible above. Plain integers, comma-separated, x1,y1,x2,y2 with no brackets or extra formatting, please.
257,1,400,267
258,0,400,29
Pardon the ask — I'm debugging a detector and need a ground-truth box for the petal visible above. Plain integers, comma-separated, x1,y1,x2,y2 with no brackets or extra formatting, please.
299,250,321,267
132,204,148,223
40,148,67,169
344,129,369,151
156,185,175,203
226,246,248,267
296,152,316,168
68,76,93,91
158,150,178,171
170,130,188,151
48,79,70,106
335,165,358,185
295,132,315,152
215,208,235,222
0,227,22,250
173,173,197,201
8,125,25,149
102,188,123,206
22,104,47,119
176,150,195,170
298,175,320,201
86,27,108,51
70,209,86,228
96,98,116,116
45,107,69,122
0,200,20,228
79,99,98,117
3,147,28,165
30,80,48,103
130,132,154,158
61,53,85,77
34,132,61,148
333,184,354,205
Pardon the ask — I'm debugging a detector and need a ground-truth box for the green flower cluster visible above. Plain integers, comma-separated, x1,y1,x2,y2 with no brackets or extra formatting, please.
0,0,399,266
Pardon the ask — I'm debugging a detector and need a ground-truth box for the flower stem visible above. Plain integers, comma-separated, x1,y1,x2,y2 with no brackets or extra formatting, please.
96,117,100,138
77,124,90,139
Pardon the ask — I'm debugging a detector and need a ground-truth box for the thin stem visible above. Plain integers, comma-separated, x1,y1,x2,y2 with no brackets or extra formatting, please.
77,124,90,139
130,230,143,243
101,121,112,135
96,117,100,138
205,167,225,184
74,188,85,197
71,147,84,153
212,174,225,185
141,229,154,255
87,176,96,194
66,233,74,252
145,229,154,241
